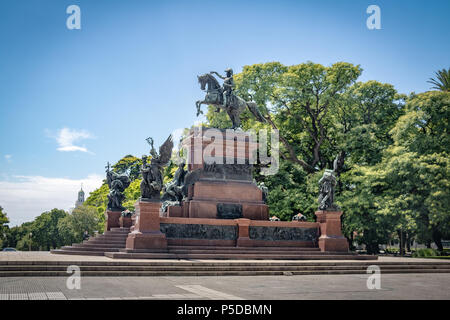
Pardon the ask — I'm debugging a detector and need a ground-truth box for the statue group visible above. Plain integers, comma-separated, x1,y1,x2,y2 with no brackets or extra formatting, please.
105,68,339,217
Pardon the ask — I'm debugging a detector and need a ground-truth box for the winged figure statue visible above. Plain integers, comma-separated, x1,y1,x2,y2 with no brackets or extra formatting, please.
140,135,174,200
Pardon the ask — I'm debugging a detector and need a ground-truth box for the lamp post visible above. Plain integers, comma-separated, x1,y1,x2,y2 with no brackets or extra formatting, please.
29,232,32,251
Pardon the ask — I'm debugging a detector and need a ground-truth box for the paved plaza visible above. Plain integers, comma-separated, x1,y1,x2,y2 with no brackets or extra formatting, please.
0,273,449,300
0,252,449,300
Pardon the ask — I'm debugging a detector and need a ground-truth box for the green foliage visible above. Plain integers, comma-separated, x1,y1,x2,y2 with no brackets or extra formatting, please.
235,61,363,172
391,91,449,155
261,160,316,221
9,209,69,251
337,81,405,166
112,155,142,180
427,68,450,92
85,182,109,212
57,205,100,244
0,206,9,248
412,248,440,258
203,61,450,255
85,154,180,226
206,105,232,129
0,206,8,228
122,179,141,211
28,208,68,250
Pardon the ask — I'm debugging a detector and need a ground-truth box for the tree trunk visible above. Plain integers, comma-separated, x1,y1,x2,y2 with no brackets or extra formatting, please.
397,230,405,256
347,233,355,251
366,242,380,255
432,227,444,252
406,233,411,252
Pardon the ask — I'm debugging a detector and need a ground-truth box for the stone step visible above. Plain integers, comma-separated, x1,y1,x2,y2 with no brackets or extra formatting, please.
110,227,130,231
79,239,127,244
72,241,126,248
4,259,450,266
98,231,130,236
107,228,130,234
1,264,449,272
50,249,106,256
92,238,128,242
167,245,320,251
166,249,350,255
80,243,126,248
1,268,449,277
105,252,378,260
90,235,129,240
61,246,121,252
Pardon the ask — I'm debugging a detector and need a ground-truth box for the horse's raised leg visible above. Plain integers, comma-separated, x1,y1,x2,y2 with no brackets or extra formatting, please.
228,109,240,129
196,101,203,116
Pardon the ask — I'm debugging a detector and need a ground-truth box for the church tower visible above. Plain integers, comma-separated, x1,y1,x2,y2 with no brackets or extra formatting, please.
75,184,85,208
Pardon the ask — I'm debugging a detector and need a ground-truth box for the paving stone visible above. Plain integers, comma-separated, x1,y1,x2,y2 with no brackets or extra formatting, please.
46,291,67,300
9,293,28,300
28,292,48,300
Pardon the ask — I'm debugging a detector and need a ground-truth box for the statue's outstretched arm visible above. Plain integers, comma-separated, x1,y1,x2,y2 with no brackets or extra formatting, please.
210,71,225,80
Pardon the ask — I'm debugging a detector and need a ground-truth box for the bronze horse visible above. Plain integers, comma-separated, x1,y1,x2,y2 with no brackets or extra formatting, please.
196,73,266,129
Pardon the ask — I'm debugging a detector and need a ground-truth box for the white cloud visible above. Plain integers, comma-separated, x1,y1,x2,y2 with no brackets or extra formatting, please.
0,174,103,227
4,154,12,162
52,127,93,153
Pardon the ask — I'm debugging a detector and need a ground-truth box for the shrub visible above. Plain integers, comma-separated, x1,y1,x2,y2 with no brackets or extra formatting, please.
412,248,440,258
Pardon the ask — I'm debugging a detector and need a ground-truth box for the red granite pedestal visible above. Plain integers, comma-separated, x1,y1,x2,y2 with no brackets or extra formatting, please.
105,210,122,231
315,210,349,252
125,200,167,250
175,127,268,220
119,216,132,228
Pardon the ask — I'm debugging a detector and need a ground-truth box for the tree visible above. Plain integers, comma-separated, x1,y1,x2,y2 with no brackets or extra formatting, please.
29,208,68,250
387,91,450,251
112,155,142,180
391,91,449,155
336,80,405,167
58,205,100,244
85,154,176,229
205,62,408,237
427,68,450,92
0,206,9,248
235,62,362,172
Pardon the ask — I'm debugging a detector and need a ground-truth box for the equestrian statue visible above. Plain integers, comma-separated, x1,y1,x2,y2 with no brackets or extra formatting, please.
196,68,266,129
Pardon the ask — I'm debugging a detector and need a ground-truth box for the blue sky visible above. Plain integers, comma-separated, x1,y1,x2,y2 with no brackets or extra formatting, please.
0,0,449,226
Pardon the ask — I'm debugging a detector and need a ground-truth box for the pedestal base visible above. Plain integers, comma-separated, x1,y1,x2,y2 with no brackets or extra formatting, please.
126,200,167,250
125,232,167,249
105,210,122,231
119,216,132,228
186,180,269,220
318,237,349,252
315,210,349,252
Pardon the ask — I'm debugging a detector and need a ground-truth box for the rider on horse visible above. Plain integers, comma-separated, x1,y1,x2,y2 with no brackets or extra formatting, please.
210,68,235,108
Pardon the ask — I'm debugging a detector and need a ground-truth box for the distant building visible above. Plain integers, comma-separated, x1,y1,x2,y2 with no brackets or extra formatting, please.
75,185,85,208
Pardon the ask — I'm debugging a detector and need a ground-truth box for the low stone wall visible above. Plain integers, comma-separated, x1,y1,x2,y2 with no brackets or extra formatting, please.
159,217,319,247
160,223,238,240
